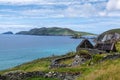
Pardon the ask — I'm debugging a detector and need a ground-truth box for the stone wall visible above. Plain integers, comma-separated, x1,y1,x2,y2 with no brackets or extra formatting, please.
0,71,80,80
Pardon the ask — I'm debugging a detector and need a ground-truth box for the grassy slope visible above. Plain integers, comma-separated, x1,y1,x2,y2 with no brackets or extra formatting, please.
0,52,120,80
77,58,120,80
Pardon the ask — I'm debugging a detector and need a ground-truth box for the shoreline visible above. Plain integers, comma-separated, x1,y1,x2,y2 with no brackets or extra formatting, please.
0,48,120,80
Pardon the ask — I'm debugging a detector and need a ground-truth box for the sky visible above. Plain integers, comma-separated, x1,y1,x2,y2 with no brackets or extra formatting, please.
0,0,120,34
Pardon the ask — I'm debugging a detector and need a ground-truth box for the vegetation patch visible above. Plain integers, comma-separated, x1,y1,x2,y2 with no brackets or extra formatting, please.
76,49,91,59
77,58,120,80
115,41,120,53
90,54,106,63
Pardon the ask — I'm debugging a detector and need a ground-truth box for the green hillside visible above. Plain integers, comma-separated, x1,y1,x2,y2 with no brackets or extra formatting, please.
16,27,93,36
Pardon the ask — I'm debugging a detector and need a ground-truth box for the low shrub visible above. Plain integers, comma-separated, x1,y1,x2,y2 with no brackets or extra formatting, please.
76,50,91,59
90,54,105,64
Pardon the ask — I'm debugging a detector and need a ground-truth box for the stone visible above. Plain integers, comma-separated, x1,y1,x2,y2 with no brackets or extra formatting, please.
72,55,85,66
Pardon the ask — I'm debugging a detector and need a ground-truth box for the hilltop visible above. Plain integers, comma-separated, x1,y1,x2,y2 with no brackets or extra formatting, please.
16,27,93,36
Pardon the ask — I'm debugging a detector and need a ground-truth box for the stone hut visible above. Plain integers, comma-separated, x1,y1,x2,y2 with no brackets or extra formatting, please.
76,39,94,51
95,33,120,52
95,42,116,52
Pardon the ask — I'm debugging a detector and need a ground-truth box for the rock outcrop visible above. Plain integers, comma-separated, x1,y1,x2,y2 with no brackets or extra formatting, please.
2,31,13,34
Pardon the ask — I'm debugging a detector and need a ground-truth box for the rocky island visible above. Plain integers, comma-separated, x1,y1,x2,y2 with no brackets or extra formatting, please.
16,27,93,36
2,31,13,34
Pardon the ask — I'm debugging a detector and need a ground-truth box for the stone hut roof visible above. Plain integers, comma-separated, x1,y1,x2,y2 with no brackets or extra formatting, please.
76,39,94,51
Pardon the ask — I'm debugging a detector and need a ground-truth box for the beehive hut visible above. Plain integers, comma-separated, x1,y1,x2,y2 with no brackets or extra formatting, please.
76,39,94,51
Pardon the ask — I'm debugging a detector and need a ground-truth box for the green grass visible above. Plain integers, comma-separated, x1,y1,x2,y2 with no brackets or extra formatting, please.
116,41,120,53
91,54,106,63
77,58,120,80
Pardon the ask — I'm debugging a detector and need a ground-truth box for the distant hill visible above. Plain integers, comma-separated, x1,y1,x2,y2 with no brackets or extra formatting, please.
2,31,13,34
97,28,120,41
16,27,93,36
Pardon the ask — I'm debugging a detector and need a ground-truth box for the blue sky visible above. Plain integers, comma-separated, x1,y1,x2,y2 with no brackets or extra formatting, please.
0,0,120,34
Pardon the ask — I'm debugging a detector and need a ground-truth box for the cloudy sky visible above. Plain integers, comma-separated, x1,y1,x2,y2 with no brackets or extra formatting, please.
0,0,120,34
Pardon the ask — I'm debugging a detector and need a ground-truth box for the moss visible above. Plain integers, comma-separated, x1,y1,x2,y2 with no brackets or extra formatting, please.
115,41,120,53
76,50,91,59
59,58,73,65
91,54,105,63
77,50,89,55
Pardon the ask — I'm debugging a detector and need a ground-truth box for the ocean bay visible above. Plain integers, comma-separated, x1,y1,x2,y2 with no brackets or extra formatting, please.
0,35,81,70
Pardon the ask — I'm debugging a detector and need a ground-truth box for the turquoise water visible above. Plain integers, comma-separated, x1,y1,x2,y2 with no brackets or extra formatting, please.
0,35,81,70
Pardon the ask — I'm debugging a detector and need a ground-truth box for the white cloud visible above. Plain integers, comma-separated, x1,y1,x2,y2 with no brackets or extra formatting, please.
1,0,120,18
12,3,101,18
0,0,42,5
0,0,106,5
105,0,120,17
64,3,100,17
0,0,109,18
99,11,107,16
0,0,74,5
0,3,99,18
106,0,120,11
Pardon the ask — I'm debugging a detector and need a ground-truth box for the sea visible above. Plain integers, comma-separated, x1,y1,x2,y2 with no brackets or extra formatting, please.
0,34,83,70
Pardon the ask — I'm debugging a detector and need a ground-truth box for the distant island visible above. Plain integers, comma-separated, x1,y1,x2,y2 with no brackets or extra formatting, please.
16,27,94,36
2,31,13,34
